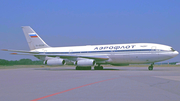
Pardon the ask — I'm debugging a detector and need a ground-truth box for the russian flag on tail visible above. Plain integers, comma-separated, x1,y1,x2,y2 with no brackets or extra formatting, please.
29,33,38,38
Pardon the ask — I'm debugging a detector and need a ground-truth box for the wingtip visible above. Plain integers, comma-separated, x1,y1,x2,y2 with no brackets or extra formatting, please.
11,53,17,55
1,49,8,51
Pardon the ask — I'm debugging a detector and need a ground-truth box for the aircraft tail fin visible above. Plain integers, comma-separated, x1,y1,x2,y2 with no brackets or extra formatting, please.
22,26,50,50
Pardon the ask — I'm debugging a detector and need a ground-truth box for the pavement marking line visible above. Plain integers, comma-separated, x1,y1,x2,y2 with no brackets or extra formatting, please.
31,78,117,101
154,76,180,81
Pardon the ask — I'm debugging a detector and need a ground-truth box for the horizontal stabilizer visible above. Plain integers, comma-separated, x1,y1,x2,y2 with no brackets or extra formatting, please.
10,53,33,55
2,49,39,54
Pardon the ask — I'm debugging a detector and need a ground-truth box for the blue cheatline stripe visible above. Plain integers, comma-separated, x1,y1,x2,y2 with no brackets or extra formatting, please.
29,34,37,36
37,49,169,54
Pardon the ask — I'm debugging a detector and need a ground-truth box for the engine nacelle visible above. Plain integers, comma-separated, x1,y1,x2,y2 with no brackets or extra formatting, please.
75,59,96,66
44,59,65,66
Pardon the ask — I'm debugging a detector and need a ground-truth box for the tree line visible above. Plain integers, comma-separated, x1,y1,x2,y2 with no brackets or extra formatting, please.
0,59,43,65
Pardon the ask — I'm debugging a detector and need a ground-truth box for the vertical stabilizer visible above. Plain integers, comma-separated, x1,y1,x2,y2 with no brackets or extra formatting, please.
22,26,50,50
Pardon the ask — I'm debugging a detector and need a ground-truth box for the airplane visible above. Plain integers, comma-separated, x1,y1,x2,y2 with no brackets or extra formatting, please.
2,26,179,70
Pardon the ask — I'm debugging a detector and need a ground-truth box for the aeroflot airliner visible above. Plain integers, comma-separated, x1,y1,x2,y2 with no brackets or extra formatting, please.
2,26,179,70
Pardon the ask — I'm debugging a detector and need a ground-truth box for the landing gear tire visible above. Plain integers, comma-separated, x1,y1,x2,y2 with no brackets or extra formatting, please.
148,66,153,70
94,66,103,70
76,66,91,70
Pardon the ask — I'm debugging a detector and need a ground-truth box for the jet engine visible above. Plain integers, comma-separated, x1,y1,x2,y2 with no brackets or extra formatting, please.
75,59,96,66
44,58,65,66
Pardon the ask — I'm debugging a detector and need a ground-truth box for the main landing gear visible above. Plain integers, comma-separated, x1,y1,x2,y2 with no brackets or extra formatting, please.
94,64,103,70
148,63,154,70
75,64,104,70
76,66,91,70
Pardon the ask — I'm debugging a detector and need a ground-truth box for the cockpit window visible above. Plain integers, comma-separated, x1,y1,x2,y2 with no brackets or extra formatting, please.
171,48,175,51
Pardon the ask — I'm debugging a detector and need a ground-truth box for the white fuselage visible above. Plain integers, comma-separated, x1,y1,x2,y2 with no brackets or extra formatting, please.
5,26,178,70
32,43,179,64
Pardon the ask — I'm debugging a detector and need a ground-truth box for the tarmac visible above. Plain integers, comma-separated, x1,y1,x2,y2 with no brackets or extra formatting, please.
0,66,180,101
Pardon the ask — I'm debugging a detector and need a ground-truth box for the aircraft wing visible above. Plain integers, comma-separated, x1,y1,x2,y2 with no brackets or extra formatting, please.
35,54,109,61
4,51,109,61
2,49,109,61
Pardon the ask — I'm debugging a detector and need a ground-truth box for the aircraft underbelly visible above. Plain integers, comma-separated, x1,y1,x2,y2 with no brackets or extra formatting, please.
108,52,161,64
108,51,175,64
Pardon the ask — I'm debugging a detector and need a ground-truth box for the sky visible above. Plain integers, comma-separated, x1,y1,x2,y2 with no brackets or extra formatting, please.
0,0,180,62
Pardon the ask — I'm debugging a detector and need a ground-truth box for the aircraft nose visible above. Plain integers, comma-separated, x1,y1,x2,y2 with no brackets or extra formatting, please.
176,51,179,55
172,51,179,57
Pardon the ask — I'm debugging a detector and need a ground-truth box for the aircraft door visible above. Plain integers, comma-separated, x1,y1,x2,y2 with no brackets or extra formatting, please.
151,46,159,54
69,49,73,54
151,46,157,54
151,46,156,51
42,49,47,54
151,46,159,61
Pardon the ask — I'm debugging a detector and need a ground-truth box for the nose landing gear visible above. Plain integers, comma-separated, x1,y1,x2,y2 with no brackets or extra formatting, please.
148,63,154,70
